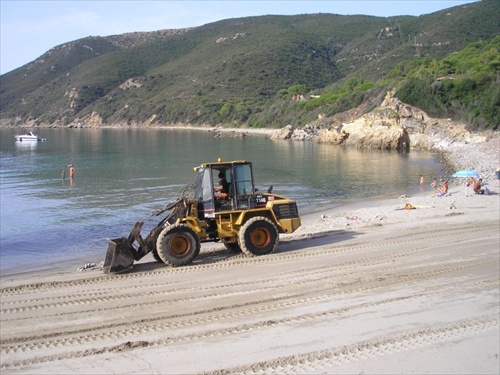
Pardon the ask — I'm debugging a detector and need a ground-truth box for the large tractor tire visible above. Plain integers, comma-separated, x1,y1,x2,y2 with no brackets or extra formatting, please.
238,216,279,256
156,224,200,266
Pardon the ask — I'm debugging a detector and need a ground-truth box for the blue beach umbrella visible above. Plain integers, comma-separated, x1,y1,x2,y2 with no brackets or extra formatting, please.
452,170,480,178
452,170,480,196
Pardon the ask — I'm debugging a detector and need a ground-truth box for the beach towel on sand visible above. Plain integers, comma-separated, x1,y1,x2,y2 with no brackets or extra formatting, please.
396,203,416,210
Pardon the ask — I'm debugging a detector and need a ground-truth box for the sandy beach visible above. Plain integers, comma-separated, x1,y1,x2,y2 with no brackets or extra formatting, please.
1,133,499,374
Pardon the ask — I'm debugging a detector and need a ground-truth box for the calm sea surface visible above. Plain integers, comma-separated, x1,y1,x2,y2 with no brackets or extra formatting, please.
0,128,445,276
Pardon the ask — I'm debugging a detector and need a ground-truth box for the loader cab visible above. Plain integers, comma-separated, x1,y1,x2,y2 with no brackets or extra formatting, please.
195,161,256,218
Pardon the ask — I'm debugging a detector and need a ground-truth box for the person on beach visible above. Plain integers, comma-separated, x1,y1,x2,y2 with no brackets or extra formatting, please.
466,177,476,187
61,169,66,179
473,178,484,194
430,178,437,189
437,179,448,196
68,164,75,178
496,167,500,185
420,175,424,185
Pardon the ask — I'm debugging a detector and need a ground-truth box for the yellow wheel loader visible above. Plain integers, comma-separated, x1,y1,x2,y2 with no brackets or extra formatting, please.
103,160,301,273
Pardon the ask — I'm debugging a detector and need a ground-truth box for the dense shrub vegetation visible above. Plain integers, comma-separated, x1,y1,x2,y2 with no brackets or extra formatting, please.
0,0,498,130
394,36,499,129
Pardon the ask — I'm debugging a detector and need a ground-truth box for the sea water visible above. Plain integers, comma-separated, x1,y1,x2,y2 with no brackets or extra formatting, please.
0,127,445,276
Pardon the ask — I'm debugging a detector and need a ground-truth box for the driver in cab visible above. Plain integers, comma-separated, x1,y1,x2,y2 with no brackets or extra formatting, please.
214,172,229,198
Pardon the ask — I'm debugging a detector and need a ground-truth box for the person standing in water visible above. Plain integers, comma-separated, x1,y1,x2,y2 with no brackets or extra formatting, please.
68,164,75,178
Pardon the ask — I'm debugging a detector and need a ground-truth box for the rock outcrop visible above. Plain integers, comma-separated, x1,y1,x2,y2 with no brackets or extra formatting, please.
80,111,103,127
271,91,494,152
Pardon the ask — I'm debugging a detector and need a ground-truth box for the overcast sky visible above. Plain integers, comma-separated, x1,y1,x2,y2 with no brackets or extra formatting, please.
0,0,478,75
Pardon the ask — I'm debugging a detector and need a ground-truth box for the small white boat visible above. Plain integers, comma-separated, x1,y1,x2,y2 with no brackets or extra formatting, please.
14,131,47,142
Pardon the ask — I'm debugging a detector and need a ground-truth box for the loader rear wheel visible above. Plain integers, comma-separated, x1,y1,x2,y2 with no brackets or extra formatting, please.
156,224,200,267
238,216,278,257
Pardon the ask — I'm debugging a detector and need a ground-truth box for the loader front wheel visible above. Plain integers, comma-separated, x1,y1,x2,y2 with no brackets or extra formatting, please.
239,217,278,257
156,224,200,267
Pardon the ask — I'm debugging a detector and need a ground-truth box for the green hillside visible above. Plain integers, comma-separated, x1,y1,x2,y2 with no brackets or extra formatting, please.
0,0,498,130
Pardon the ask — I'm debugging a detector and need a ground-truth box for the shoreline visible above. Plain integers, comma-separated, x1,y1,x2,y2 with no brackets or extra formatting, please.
0,126,498,280
1,178,497,280
4,122,499,177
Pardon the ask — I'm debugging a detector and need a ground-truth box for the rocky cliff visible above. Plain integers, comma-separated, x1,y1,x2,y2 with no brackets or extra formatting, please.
271,91,492,151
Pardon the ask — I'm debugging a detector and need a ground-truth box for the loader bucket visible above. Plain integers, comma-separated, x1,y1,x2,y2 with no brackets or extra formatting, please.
103,238,135,274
